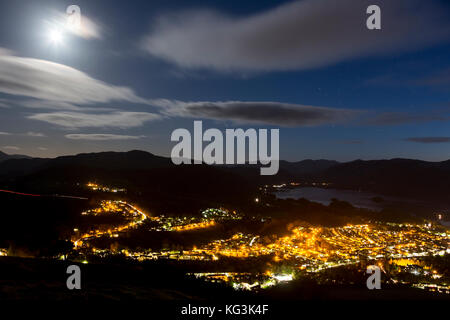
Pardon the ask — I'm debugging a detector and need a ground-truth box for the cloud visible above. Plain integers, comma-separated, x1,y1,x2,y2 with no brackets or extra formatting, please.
405,137,450,143
19,99,114,111
0,50,148,105
152,99,359,127
143,0,450,72
0,46,359,128
19,100,93,111
70,15,102,40
2,146,20,151
0,99,10,108
65,134,145,141
0,48,14,56
48,10,102,40
37,147,48,151
25,132,46,137
0,131,45,137
28,111,161,129
0,98,12,108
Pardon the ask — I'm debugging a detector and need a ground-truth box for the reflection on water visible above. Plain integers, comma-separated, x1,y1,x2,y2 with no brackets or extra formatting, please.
275,187,449,225
275,187,395,210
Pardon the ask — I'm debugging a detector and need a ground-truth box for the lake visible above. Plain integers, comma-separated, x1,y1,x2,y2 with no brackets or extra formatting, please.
274,187,394,210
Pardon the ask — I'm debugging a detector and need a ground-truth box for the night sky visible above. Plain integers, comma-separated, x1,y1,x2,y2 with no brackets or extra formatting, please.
0,0,449,161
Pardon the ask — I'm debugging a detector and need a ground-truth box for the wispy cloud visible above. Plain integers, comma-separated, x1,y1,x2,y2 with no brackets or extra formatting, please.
0,50,148,105
65,134,145,141
0,131,45,137
152,99,360,127
28,111,161,129
48,10,103,40
19,99,114,111
25,132,46,137
0,99,10,108
2,146,20,151
405,137,450,143
143,0,450,72
70,15,102,40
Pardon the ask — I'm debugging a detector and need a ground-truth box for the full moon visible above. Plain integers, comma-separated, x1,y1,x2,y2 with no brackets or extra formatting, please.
48,29,63,45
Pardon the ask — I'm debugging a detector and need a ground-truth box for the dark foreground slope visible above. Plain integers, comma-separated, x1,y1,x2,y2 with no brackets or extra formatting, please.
0,257,447,304
0,192,89,256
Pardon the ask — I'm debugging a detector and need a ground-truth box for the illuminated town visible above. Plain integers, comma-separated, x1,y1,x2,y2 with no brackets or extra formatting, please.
68,193,450,294
86,182,127,193
2,180,447,296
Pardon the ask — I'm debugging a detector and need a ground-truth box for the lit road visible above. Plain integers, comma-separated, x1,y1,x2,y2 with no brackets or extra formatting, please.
73,200,148,249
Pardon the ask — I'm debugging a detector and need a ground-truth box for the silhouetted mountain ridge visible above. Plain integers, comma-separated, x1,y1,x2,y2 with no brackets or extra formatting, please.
0,151,31,163
0,150,256,214
320,158,450,198
43,150,170,170
0,151,449,201
279,159,339,176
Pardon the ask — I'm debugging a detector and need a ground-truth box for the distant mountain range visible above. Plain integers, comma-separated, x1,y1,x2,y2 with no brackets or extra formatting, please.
0,151,31,163
0,150,172,178
0,150,449,202
318,158,450,199
279,159,339,176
